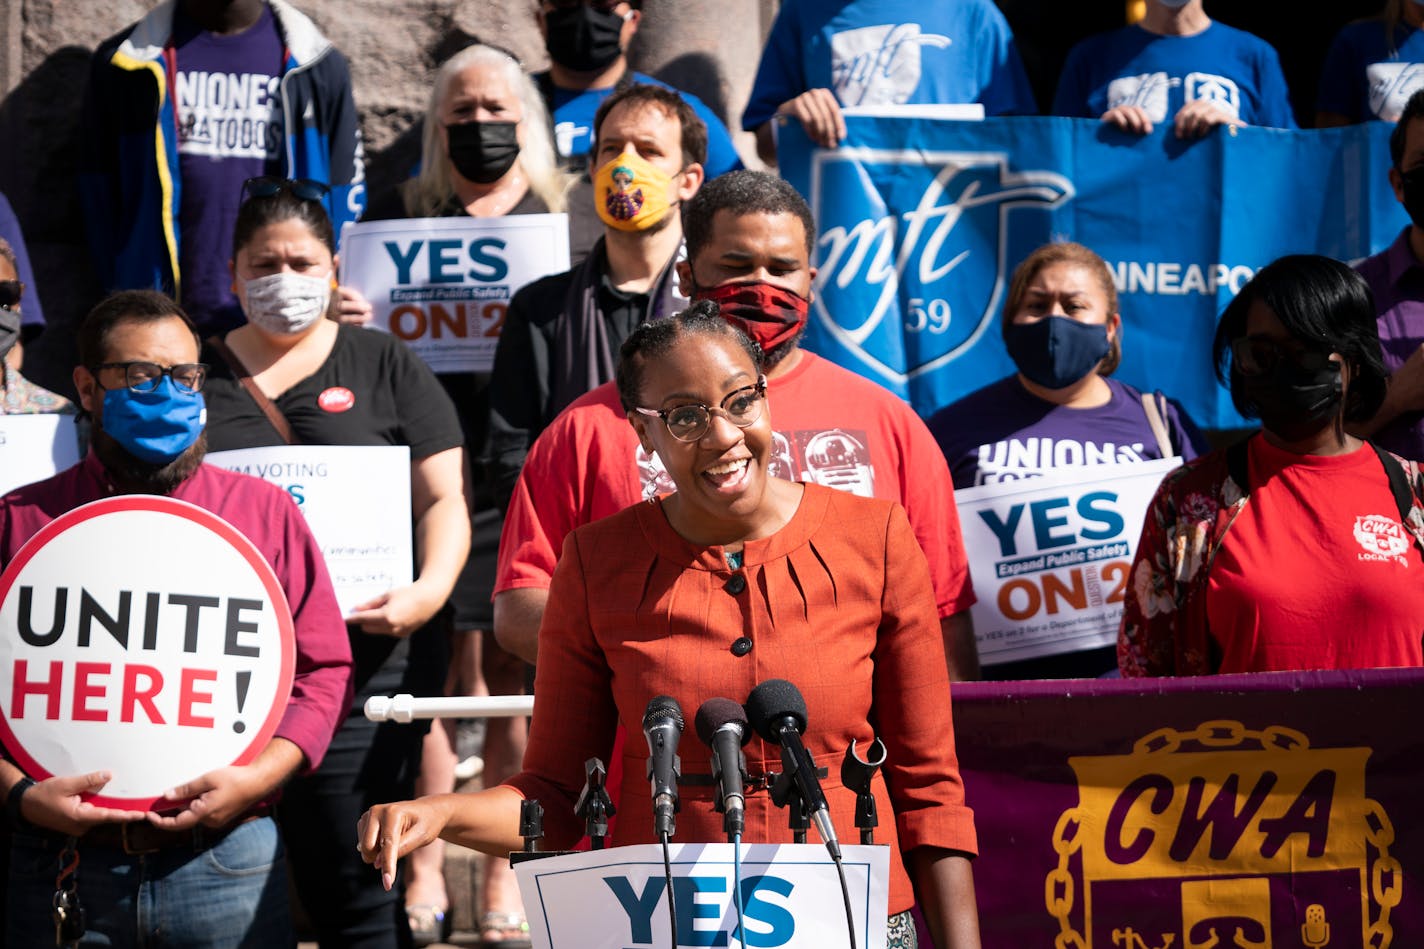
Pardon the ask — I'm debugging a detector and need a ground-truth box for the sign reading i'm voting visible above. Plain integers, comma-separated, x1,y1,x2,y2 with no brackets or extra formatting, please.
0,414,81,496
339,215,571,374
513,843,890,949
0,496,295,809
205,445,413,617
954,459,1178,665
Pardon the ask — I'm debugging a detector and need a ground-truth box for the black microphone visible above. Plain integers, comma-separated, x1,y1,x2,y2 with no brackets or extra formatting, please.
745,679,841,860
694,697,751,839
642,695,684,838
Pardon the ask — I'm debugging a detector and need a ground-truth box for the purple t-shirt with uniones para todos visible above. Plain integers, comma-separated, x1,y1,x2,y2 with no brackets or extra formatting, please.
172,2,285,335
928,375,1205,490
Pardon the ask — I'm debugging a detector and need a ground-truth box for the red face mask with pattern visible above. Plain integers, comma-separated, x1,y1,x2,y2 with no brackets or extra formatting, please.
693,281,810,353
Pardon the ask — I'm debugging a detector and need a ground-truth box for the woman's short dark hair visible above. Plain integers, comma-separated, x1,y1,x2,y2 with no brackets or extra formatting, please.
232,189,337,257
616,300,761,412
1212,254,1387,423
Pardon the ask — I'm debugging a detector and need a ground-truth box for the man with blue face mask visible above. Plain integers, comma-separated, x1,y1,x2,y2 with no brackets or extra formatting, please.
0,290,352,946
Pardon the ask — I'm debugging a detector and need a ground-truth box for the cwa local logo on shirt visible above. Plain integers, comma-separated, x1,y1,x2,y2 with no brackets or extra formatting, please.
1353,514,1412,567
808,147,1071,388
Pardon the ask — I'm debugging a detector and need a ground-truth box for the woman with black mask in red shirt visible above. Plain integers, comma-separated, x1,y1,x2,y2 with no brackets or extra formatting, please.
1120,254,1424,676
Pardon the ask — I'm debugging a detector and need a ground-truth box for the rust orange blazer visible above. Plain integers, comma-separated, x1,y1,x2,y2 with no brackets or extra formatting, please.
505,483,978,915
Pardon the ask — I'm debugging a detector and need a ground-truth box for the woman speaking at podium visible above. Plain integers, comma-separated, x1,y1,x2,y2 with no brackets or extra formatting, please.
360,303,982,947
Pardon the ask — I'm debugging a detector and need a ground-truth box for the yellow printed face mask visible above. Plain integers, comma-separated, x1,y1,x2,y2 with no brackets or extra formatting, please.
594,149,676,232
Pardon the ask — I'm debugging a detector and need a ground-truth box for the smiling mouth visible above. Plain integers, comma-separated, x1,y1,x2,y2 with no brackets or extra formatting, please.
702,457,751,490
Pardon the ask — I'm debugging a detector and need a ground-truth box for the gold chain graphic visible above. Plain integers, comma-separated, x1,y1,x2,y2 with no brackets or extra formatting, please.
1045,720,1398,948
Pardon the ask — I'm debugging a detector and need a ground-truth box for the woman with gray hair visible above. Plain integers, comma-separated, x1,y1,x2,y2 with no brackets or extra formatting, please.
362,42,572,947
368,43,572,221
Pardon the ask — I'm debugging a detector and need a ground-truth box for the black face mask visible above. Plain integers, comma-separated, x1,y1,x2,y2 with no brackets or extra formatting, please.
447,121,521,184
1402,166,1424,230
1241,357,1344,442
544,4,626,73
0,307,19,363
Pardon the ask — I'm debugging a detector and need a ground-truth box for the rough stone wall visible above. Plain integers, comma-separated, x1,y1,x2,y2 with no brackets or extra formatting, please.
0,0,768,393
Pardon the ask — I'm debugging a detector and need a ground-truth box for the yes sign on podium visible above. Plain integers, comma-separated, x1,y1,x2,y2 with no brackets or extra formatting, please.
513,843,890,949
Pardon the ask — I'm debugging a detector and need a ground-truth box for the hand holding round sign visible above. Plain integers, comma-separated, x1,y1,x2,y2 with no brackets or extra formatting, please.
0,496,296,809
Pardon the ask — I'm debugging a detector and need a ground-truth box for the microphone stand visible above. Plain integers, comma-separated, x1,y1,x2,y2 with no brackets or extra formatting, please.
573,757,615,849
769,769,810,844
840,738,886,846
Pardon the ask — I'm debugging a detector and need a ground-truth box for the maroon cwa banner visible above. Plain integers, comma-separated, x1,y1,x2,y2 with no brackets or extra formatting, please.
948,668,1418,949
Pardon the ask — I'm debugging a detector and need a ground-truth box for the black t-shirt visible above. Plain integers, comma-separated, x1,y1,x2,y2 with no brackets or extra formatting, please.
202,324,464,457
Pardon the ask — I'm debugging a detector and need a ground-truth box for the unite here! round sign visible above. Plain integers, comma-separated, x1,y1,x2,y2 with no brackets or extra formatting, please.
0,495,296,809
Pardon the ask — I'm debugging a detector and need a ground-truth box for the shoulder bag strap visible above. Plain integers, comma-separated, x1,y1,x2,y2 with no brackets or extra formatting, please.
1369,442,1413,524
204,335,300,446
1140,391,1173,458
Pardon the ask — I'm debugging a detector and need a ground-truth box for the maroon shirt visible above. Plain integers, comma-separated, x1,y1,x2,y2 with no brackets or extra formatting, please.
0,451,353,772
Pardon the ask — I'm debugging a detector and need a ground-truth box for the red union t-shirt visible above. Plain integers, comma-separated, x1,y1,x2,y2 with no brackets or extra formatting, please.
1206,436,1424,672
495,351,975,618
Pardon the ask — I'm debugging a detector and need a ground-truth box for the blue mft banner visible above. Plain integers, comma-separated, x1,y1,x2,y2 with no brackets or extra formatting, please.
778,116,1407,430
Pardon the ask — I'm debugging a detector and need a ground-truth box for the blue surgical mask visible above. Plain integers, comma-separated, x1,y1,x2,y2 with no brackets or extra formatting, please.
1005,316,1112,390
100,377,206,464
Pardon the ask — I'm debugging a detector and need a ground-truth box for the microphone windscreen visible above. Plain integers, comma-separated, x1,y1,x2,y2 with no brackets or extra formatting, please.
744,679,808,743
694,697,751,746
643,695,685,731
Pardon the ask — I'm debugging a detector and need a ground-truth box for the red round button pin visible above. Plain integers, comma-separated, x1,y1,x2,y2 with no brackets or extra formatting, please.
318,387,355,413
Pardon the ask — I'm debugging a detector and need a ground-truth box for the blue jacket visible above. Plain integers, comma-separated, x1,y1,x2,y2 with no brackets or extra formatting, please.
78,0,365,300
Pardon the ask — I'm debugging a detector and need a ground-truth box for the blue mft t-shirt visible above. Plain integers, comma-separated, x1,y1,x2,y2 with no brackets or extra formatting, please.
1317,20,1424,123
742,0,1037,130
1053,22,1297,129
537,71,743,179
171,3,285,335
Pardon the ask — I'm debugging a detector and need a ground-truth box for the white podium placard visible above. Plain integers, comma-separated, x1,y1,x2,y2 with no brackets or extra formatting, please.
0,414,80,495
205,445,413,617
513,842,890,949
0,496,295,808
339,214,571,374
954,458,1179,664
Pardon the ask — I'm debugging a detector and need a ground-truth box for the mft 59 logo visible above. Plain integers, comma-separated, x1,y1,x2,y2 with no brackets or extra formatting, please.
807,146,1072,392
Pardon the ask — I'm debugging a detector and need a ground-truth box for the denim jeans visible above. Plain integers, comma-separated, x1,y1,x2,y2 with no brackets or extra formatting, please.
5,816,292,948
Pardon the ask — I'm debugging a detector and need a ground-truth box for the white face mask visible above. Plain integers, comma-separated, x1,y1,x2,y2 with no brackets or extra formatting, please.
241,271,331,335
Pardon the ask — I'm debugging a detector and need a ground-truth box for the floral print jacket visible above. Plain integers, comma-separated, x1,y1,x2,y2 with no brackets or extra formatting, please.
1117,438,1424,676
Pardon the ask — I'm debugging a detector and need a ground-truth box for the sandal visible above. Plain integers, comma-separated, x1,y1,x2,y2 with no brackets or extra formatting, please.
479,909,532,948
406,903,450,948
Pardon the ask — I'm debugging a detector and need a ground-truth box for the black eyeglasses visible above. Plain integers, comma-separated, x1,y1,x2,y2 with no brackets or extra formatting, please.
0,279,23,312
240,176,332,204
1231,337,1334,377
634,378,767,442
93,361,209,394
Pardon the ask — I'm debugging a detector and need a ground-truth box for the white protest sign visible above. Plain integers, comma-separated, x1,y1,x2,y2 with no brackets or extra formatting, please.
205,446,413,617
339,214,571,374
0,496,295,808
0,414,81,496
513,842,890,949
955,459,1180,665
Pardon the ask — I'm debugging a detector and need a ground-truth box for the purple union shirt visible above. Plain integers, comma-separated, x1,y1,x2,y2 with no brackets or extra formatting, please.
1356,226,1424,461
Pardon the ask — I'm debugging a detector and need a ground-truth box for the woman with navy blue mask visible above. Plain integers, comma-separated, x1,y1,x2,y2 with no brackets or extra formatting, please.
928,241,1205,679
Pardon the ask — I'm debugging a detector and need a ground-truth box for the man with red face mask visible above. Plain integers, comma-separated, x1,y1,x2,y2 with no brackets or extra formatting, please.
493,170,981,682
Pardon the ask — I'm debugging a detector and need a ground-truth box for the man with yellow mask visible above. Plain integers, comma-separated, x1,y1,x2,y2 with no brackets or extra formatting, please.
488,84,705,511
